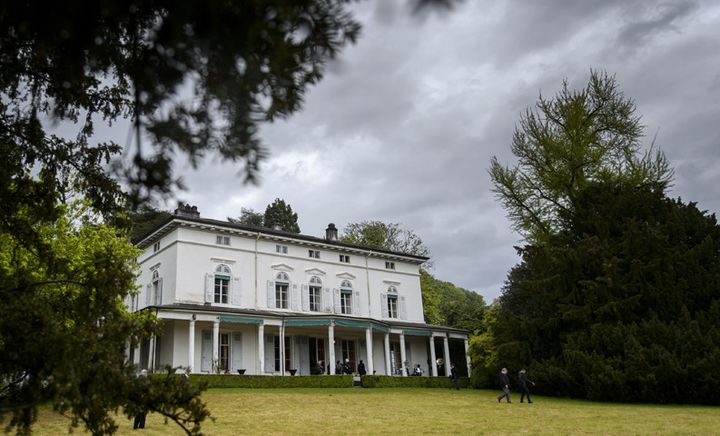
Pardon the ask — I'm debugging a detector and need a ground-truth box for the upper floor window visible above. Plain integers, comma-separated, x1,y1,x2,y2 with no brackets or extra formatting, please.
148,269,162,306
339,254,350,263
308,249,320,259
214,264,231,304
385,261,395,270
216,235,230,246
309,276,322,312
387,286,398,319
340,280,353,315
275,272,289,309
153,241,160,252
276,244,288,254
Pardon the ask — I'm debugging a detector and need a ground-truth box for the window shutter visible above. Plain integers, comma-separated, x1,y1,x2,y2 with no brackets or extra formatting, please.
399,296,407,320
324,287,332,312
231,333,242,371
204,273,214,303
381,293,388,318
333,288,341,314
156,278,163,305
264,335,275,373
301,284,309,311
353,291,360,316
291,283,300,311
145,284,152,307
266,281,275,308
231,276,241,306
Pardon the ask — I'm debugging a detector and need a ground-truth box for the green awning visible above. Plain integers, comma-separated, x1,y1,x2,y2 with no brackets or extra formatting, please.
334,319,372,329
285,319,332,327
218,315,263,325
370,323,389,333
402,329,433,337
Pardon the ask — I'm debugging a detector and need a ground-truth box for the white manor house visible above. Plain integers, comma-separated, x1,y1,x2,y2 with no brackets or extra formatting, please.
128,205,470,377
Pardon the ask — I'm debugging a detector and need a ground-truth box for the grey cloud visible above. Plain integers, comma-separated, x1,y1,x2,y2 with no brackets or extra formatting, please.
617,1,699,47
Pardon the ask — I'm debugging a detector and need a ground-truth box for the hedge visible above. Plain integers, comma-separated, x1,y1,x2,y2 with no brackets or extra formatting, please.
181,374,355,389
360,375,470,388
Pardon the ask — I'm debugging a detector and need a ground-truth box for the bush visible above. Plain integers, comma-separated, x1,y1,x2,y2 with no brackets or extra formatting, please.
361,376,470,388
180,374,354,389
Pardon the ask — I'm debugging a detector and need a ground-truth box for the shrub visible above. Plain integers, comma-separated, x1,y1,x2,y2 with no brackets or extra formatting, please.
361,376,470,388
180,374,354,389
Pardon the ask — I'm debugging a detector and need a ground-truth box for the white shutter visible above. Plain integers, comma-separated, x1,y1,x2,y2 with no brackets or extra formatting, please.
231,277,241,306
204,273,214,303
324,287,332,312
264,335,275,372
156,278,163,305
266,281,275,308
301,284,309,311
353,291,360,316
298,336,310,375
200,331,212,372
381,293,388,318
333,288,341,314
399,296,407,320
291,283,300,311
231,332,243,371
145,284,151,307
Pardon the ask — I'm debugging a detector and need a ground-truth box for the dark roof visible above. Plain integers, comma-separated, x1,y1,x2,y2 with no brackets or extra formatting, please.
148,303,469,335
134,214,430,262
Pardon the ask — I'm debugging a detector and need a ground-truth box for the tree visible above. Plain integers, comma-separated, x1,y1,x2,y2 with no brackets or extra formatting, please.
1,2,360,433
489,182,720,404
228,207,264,227
420,270,485,333
0,201,210,434
489,71,673,244
341,221,430,259
127,205,173,241
263,198,300,233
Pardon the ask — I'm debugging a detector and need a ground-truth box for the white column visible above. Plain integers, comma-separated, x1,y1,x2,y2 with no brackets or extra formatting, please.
328,323,336,375
188,319,195,372
212,319,220,373
148,335,156,372
257,324,265,375
464,338,471,378
384,333,391,376
280,324,285,376
429,335,438,377
365,328,374,375
443,335,451,377
399,333,407,377
133,339,141,366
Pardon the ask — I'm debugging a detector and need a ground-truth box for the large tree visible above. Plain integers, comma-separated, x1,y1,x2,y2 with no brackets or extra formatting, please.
487,182,720,404
489,71,672,244
228,207,264,227
341,221,430,259
0,2,359,433
263,198,300,233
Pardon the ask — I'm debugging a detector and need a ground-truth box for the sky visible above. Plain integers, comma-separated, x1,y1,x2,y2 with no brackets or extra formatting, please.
149,0,720,303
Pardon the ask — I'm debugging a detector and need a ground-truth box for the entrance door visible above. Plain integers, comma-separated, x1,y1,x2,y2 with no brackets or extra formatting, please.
309,337,326,374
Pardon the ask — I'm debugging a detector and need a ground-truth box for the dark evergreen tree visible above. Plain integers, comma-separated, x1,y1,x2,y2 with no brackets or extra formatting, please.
127,206,172,241
263,198,300,233
228,207,264,227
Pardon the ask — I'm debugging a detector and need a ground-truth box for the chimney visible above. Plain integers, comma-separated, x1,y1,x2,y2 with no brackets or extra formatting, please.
325,223,338,241
271,224,282,231
174,203,200,219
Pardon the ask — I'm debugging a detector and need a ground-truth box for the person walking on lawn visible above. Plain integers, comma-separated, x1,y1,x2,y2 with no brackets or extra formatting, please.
497,368,511,403
518,369,535,403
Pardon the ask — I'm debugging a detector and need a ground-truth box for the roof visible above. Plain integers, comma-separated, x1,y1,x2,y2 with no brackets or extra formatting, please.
134,214,430,263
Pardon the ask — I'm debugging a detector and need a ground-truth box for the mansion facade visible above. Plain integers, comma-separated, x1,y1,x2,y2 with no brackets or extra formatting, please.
128,205,470,377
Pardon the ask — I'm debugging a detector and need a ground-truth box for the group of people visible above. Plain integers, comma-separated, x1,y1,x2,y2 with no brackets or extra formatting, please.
497,367,535,403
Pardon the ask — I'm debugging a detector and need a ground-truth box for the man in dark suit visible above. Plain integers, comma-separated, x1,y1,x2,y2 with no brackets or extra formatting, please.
497,368,511,403
518,369,535,403
449,363,460,390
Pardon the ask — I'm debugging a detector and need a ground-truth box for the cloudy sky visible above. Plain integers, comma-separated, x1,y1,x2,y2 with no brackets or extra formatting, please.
158,1,720,303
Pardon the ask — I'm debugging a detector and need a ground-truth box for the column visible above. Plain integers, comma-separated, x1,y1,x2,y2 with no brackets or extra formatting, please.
443,335,451,377
257,324,265,375
399,333,407,377
280,324,285,376
188,319,195,372
429,335,438,377
212,319,220,373
464,338,472,378
148,335,155,372
328,323,336,375
384,333,391,376
365,328,374,375
133,338,141,366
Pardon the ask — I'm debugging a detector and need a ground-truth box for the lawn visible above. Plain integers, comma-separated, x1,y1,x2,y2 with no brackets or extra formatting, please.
27,388,720,435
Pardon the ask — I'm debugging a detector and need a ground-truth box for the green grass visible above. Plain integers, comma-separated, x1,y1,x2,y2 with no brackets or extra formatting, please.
27,388,720,435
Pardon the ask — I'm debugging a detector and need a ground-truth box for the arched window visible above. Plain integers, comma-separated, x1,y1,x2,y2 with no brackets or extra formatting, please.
309,276,322,311
214,264,231,304
276,272,289,282
340,279,352,289
275,272,289,309
340,280,353,315
149,269,162,306
387,286,399,319
152,270,159,280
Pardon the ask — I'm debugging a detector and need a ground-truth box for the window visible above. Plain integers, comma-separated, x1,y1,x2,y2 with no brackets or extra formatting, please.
385,261,395,270
308,249,320,259
219,333,230,372
275,272,289,309
151,270,161,305
274,335,292,372
309,276,322,312
341,339,356,372
153,241,160,252
339,254,350,263
276,244,288,254
216,235,230,245
214,264,231,304
340,290,352,315
387,294,398,318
